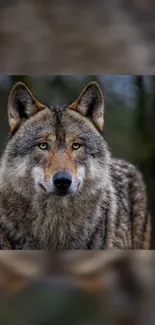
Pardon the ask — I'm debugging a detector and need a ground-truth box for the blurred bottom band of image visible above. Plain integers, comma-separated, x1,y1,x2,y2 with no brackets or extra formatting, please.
0,251,154,325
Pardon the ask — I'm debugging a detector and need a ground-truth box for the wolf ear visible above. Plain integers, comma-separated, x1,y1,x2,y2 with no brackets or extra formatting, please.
8,82,45,133
70,82,104,131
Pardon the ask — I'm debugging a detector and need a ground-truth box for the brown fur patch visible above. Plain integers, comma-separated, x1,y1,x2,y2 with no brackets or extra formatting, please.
9,118,19,133
31,101,45,115
43,149,77,180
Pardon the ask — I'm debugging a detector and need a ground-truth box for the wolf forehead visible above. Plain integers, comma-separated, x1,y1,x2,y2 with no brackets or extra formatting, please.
14,104,101,138
48,104,93,131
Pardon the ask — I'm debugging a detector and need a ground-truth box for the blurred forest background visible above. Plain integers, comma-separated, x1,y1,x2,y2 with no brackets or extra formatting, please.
0,75,154,247
0,251,154,325
0,0,155,73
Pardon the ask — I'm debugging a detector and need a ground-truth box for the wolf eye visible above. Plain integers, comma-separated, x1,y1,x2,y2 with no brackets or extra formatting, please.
38,142,48,150
72,143,81,150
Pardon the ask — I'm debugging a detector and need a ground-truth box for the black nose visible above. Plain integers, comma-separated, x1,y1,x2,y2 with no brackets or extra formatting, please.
53,172,72,190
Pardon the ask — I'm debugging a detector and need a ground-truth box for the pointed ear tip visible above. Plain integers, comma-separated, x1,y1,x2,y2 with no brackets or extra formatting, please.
9,82,28,94
88,81,100,86
8,82,31,105
14,81,26,86
86,81,103,95
86,81,100,88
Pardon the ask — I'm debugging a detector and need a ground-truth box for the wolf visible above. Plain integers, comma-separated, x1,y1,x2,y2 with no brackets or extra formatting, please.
0,81,151,249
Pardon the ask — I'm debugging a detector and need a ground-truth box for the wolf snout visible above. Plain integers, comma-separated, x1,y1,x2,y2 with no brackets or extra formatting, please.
53,172,72,191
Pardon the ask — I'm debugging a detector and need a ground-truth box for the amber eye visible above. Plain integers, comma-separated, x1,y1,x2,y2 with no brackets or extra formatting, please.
72,143,81,150
38,142,48,150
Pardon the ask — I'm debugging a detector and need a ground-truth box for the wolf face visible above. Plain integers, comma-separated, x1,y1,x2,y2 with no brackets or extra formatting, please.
1,81,110,198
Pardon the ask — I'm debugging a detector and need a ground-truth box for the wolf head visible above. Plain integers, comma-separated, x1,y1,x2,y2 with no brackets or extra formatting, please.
2,81,110,198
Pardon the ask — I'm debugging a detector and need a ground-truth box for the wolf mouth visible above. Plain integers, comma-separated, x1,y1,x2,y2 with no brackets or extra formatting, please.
39,183,47,192
39,183,72,196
